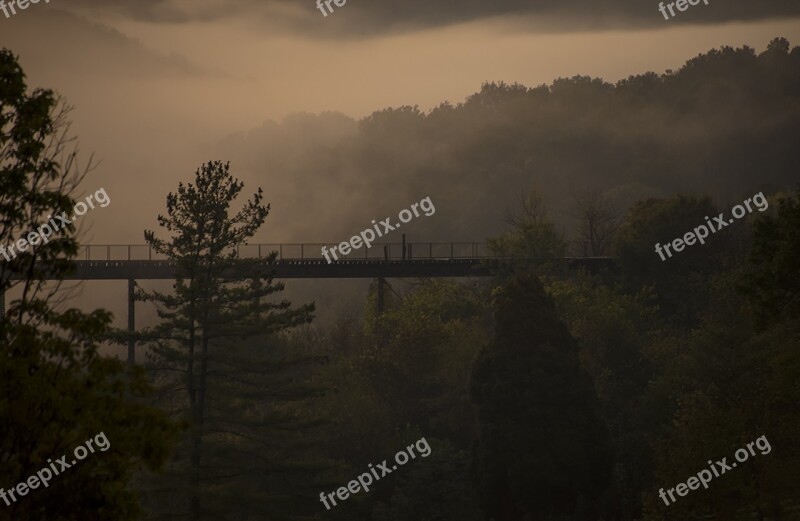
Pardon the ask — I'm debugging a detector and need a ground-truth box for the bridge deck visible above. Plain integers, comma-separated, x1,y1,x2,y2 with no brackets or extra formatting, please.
58,257,612,280
6,242,610,280
65,259,487,279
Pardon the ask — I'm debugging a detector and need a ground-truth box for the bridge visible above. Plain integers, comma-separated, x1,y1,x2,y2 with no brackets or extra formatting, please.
5,241,613,365
63,241,608,279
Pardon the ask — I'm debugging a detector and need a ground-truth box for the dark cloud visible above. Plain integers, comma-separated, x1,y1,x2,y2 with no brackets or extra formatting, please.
67,0,800,35
1,9,212,78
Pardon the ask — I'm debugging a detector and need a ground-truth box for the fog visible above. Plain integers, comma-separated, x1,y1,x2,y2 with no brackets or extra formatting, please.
1,4,799,341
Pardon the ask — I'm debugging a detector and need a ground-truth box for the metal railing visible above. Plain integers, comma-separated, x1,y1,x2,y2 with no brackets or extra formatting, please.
80,241,596,262
81,243,492,262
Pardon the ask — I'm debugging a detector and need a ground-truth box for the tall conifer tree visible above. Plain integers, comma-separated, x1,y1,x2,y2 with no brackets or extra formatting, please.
470,275,612,520
138,161,317,520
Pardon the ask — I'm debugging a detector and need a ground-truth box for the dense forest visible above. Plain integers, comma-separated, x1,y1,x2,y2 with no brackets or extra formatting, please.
1,37,799,521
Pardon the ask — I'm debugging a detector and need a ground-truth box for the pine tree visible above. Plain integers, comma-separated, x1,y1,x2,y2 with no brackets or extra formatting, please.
137,161,318,520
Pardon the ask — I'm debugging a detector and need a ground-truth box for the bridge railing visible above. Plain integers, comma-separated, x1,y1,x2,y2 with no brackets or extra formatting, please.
81,241,594,261
82,243,494,261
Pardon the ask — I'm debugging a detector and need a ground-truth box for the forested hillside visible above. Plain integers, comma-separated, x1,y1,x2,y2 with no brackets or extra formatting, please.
219,37,800,243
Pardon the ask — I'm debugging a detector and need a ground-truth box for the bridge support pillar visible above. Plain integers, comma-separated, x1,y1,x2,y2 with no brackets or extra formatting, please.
374,277,387,345
127,278,135,366
376,277,385,315
252,277,261,318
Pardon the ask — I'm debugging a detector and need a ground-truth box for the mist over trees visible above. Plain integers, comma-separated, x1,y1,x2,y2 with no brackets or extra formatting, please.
219,37,800,245
204,36,799,521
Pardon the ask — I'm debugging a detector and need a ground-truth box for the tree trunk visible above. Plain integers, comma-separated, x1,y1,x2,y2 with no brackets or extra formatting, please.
188,309,200,520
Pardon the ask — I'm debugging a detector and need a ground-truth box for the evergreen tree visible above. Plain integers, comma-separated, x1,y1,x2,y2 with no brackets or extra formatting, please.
470,275,612,521
137,161,317,520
